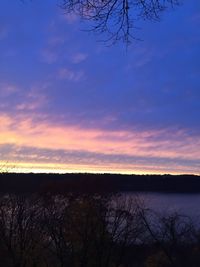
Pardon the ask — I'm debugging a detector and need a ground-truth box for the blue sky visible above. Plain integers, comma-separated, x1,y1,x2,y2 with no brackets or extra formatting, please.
0,0,200,174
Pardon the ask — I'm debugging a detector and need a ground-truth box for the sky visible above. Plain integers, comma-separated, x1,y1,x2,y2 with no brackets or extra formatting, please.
0,0,200,174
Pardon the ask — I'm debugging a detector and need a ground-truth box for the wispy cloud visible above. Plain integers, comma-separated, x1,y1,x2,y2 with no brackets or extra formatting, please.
0,81,50,115
16,91,48,112
1,143,199,174
58,68,84,81
0,83,18,97
71,52,88,64
0,112,199,174
48,36,65,46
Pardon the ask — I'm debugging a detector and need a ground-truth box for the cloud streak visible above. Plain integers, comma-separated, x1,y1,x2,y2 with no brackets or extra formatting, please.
0,112,199,174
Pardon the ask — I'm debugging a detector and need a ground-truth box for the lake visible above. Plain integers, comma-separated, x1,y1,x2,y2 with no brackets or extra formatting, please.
126,192,200,218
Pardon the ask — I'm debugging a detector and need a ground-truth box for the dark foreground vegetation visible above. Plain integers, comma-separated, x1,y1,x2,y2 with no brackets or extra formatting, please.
0,173,200,194
0,193,200,267
0,173,200,266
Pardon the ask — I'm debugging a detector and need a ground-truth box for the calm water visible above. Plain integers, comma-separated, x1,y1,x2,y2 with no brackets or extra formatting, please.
126,192,200,218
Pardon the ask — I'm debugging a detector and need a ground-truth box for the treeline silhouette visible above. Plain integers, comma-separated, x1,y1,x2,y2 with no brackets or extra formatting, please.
0,193,200,267
0,173,200,194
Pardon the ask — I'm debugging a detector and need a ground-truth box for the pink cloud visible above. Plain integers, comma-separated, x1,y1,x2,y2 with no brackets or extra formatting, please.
0,113,200,164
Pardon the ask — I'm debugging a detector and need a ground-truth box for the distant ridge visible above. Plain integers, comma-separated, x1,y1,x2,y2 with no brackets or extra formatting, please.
0,173,200,194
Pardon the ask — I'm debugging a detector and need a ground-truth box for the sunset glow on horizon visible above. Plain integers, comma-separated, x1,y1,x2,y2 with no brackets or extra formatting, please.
0,0,200,175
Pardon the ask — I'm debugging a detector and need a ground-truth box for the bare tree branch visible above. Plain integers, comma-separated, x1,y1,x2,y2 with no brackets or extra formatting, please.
60,0,180,44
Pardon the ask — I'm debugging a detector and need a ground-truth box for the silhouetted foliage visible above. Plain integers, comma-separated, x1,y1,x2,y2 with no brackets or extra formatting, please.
0,193,199,267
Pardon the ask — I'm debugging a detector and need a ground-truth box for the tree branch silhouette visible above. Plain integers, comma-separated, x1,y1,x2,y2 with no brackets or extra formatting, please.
61,0,180,44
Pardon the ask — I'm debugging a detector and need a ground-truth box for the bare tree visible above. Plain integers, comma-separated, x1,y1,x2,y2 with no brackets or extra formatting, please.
0,192,199,267
42,194,73,267
61,0,180,44
0,194,46,267
42,194,145,267
139,207,196,267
